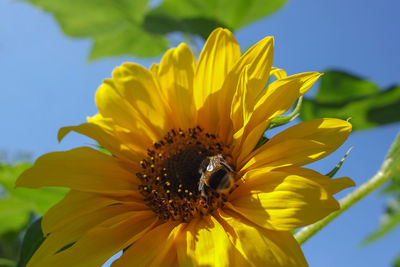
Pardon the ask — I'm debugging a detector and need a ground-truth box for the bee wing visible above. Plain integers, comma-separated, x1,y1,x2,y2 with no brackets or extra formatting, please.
220,161,235,173
199,158,210,173
207,158,218,172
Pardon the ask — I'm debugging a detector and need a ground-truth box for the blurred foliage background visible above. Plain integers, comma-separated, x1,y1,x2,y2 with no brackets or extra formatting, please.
1,0,399,266
19,0,286,59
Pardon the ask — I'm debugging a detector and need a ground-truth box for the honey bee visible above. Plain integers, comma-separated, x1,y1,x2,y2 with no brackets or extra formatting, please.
198,154,235,197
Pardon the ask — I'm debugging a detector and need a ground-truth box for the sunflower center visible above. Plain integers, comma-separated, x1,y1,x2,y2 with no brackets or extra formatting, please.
136,127,235,222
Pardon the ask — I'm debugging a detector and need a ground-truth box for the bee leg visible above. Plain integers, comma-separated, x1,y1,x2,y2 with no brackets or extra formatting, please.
201,189,208,198
198,175,207,197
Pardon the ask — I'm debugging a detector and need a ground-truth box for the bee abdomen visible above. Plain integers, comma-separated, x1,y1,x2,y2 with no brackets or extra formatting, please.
208,169,231,190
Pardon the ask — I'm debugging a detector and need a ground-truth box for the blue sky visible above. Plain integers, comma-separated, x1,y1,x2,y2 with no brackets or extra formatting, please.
1,0,400,266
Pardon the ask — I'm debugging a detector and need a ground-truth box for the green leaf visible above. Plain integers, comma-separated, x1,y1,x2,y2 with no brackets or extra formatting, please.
16,218,45,267
20,0,287,59
0,258,16,267
0,196,31,235
0,231,21,262
21,0,148,36
150,0,287,30
143,14,228,40
89,23,168,59
384,133,400,181
362,197,400,245
0,163,32,191
394,253,400,267
362,133,400,265
300,70,400,131
383,175,400,194
0,163,66,235
21,0,168,59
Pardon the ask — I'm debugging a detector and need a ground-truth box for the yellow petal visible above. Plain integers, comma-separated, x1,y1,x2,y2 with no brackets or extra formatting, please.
87,113,153,157
241,139,328,173
156,43,196,130
233,120,271,166
241,118,352,171
176,215,240,267
112,63,168,129
227,36,275,105
216,209,308,267
234,72,322,165
276,166,355,195
150,63,159,78
325,176,355,194
268,118,352,147
270,67,287,80
228,169,339,231
86,111,153,158
218,36,274,142
16,147,139,193
230,66,251,137
96,63,170,141
194,28,241,133
112,221,181,267
28,211,157,267
58,120,145,165
31,208,141,266
253,71,320,118
110,124,154,161
42,190,148,235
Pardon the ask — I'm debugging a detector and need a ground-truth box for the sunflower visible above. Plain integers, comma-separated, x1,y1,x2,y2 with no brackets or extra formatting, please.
17,28,355,267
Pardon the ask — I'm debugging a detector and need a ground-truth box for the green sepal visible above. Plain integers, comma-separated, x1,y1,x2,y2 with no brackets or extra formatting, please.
254,135,269,151
95,144,112,156
267,97,303,130
326,147,352,177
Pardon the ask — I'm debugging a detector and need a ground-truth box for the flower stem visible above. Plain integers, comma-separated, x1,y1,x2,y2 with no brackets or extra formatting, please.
295,132,400,245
